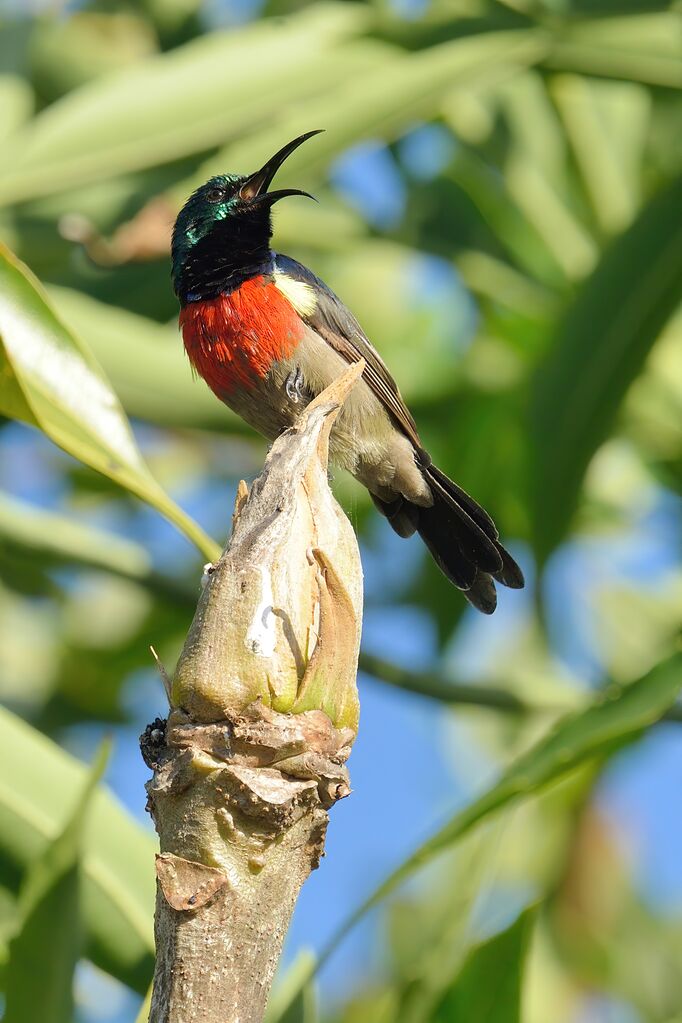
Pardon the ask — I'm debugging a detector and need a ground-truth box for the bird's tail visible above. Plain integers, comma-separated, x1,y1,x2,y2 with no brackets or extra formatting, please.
372,463,524,614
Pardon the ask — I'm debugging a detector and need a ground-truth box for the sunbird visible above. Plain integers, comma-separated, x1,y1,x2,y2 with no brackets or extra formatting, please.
172,131,523,613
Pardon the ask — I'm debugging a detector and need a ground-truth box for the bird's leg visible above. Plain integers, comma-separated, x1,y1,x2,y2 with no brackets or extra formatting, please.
285,366,305,405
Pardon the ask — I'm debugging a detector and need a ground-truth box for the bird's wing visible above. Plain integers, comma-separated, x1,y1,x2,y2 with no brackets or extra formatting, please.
273,253,422,449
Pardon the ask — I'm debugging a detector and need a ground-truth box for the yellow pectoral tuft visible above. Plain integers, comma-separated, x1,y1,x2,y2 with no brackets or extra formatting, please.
273,271,317,317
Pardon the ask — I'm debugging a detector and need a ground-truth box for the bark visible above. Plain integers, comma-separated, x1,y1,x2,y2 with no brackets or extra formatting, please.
141,363,365,1023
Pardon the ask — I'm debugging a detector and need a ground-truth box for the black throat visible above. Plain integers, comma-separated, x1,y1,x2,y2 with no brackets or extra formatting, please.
172,217,273,304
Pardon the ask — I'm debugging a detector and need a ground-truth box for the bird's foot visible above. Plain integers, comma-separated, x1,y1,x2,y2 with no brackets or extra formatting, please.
285,366,305,405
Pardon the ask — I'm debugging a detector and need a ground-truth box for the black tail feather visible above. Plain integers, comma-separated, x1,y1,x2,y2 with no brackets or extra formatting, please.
425,469,503,575
465,571,498,615
372,464,524,614
426,463,498,541
493,544,525,589
369,493,419,538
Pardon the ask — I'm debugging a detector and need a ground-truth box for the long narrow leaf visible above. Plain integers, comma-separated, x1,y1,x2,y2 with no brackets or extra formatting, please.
0,491,196,605
0,708,155,993
433,907,536,1023
4,743,109,1023
0,244,219,561
320,653,682,963
188,30,549,193
134,983,153,1023
530,175,682,561
266,952,318,1023
552,76,648,234
0,6,377,205
544,14,682,88
48,285,243,432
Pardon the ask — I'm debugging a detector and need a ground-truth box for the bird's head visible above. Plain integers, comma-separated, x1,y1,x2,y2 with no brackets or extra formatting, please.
172,130,322,301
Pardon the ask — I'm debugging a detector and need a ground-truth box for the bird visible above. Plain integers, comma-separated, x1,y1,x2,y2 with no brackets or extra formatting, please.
171,130,524,613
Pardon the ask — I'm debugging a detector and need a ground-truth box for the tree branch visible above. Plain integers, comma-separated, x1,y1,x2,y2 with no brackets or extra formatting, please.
359,652,532,713
141,363,365,1023
359,651,682,724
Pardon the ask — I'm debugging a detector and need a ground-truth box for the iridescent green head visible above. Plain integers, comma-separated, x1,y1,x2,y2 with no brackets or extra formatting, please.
171,130,322,303
172,173,242,263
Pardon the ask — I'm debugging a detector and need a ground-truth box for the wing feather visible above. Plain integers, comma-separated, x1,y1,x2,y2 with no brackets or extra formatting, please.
274,254,422,447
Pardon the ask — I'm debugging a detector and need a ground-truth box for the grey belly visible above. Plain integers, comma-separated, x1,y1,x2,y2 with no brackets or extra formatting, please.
223,356,390,468
219,334,431,506
222,361,302,442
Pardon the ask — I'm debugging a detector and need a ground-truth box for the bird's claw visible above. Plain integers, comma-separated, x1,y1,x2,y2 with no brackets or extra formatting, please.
285,366,305,404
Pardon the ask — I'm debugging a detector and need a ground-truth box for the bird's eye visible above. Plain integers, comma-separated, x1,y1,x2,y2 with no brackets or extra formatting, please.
206,187,225,203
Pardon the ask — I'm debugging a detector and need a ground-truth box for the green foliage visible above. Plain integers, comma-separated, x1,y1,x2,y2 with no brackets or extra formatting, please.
432,908,535,1023
48,285,242,431
0,6,373,205
4,742,108,1023
0,708,155,992
0,245,219,561
266,951,318,1023
134,984,153,1023
531,175,682,561
0,0,680,1020
325,653,682,958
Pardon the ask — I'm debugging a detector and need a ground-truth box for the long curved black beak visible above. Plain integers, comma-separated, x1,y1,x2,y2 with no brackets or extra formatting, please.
240,129,323,206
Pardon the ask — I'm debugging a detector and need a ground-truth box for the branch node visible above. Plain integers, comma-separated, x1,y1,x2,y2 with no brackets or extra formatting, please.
155,853,229,911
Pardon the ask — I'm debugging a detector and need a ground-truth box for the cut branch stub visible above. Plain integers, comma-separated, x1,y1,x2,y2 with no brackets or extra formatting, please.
171,360,365,733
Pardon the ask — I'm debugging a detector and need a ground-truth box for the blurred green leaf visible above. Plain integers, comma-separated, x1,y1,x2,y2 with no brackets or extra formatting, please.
433,907,536,1023
188,29,549,195
457,249,555,313
501,73,596,281
44,586,187,729
47,285,242,432
29,12,159,102
266,951,318,1023
136,0,204,46
552,75,649,235
0,20,32,79
545,14,682,88
505,151,597,280
0,489,149,577
324,652,682,957
0,490,194,605
0,883,17,982
502,71,568,187
0,707,155,992
0,244,219,561
530,174,682,561
373,0,529,50
4,742,109,1023
134,982,153,1023
0,6,381,205
446,147,568,288
392,821,521,1023
0,74,34,144
277,986,317,1023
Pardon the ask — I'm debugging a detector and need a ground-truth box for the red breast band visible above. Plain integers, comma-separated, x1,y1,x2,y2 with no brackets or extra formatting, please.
179,276,303,397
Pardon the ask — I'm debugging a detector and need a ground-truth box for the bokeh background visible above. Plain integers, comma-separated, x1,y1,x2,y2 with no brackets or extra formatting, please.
0,0,681,1021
